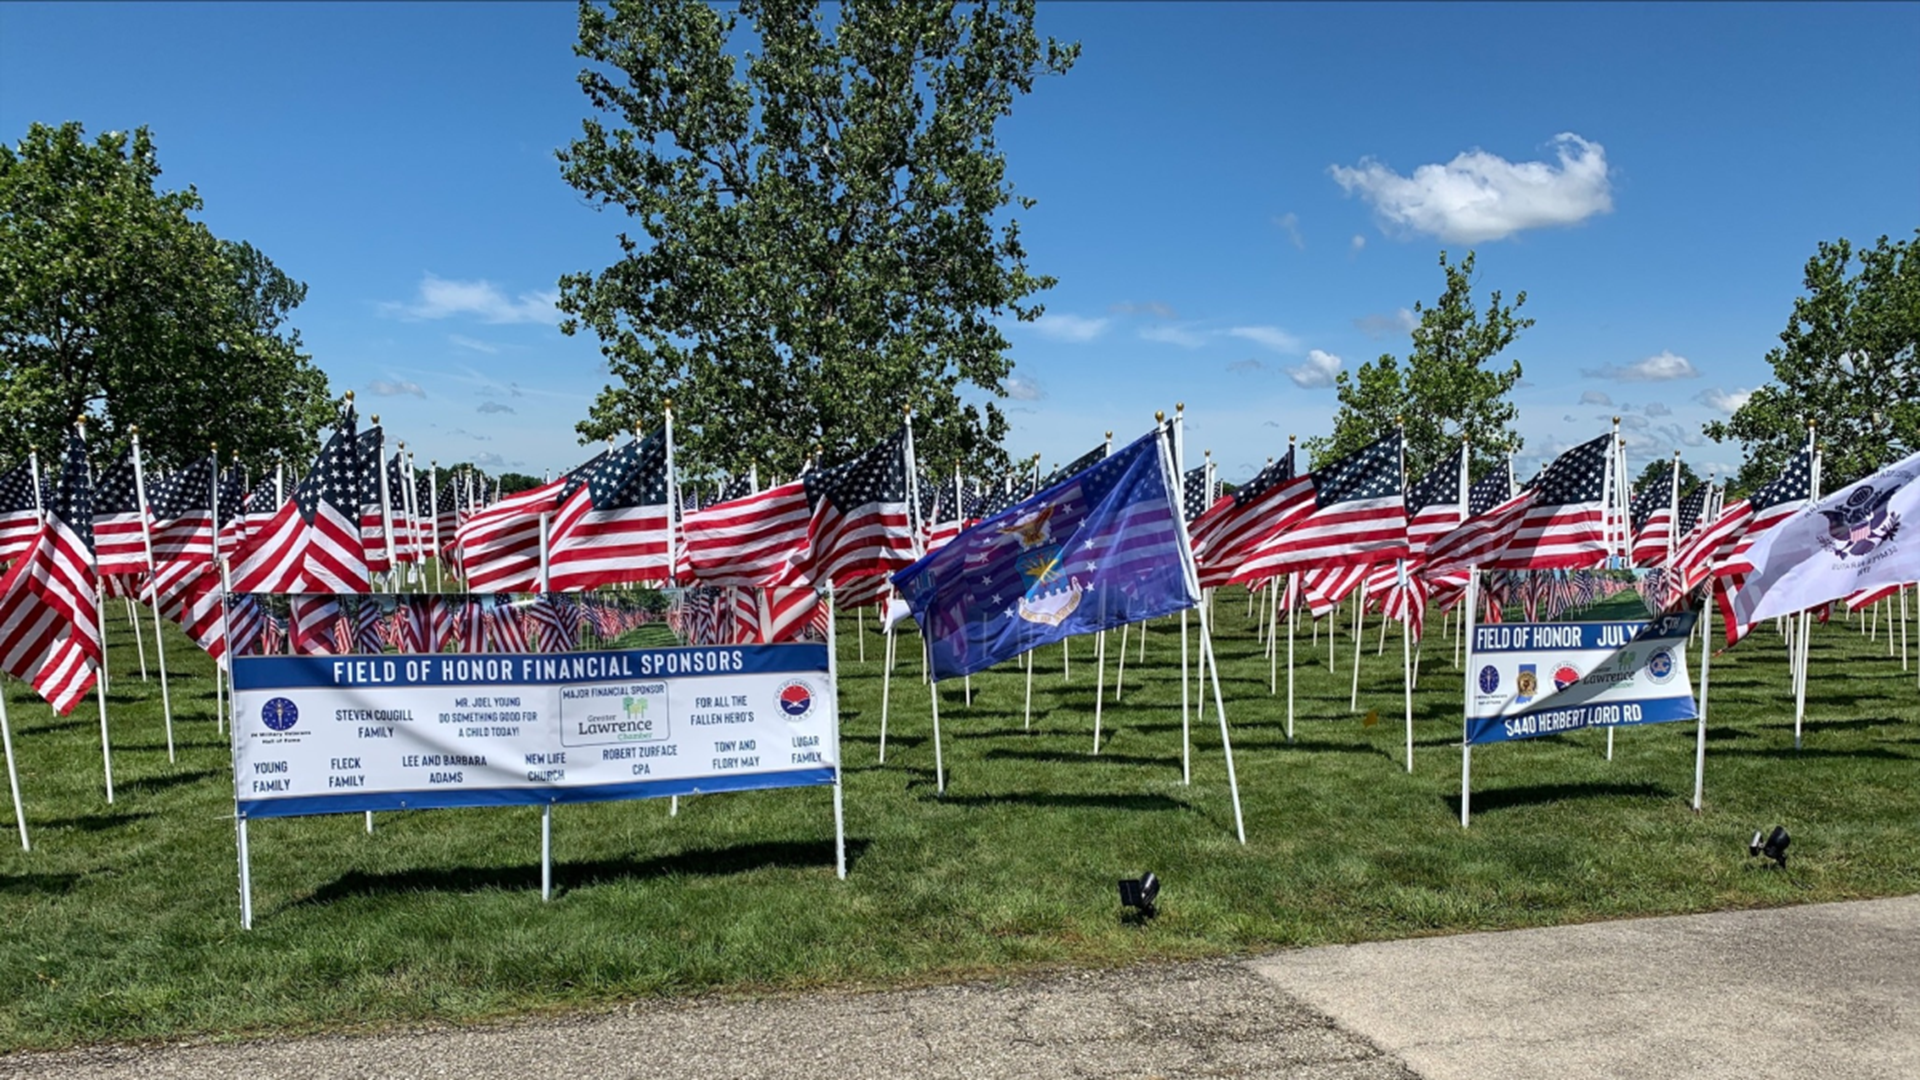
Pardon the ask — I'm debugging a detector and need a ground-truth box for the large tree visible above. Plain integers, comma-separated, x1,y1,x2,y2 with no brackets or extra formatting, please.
0,122,333,472
556,0,1076,478
1706,231,1919,493
1305,251,1531,483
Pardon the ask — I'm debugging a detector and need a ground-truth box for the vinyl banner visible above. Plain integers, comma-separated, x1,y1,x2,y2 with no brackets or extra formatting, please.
231,644,837,819
1465,612,1698,746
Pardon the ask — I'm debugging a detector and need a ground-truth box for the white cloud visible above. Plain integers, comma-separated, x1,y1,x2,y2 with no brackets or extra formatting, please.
1110,301,1177,319
1586,350,1700,382
1286,349,1342,388
1140,324,1210,348
472,452,506,468
450,334,500,354
367,378,425,397
382,273,560,325
1275,212,1305,250
1579,390,1613,406
477,401,516,415
1004,374,1045,401
1350,234,1366,252
1354,308,1418,339
1644,402,1673,417
1696,387,1754,413
1228,326,1303,353
1226,358,1265,374
1329,133,1613,243
1030,313,1109,342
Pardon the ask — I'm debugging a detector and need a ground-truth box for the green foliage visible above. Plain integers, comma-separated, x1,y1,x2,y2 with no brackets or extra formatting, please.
1306,251,1531,482
1706,231,1920,493
496,471,543,495
0,122,332,472
557,0,1077,479
1634,457,1701,495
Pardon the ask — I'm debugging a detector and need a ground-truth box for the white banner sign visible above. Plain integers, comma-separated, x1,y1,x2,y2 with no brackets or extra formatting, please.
232,644,837,818
1465,613,1698,745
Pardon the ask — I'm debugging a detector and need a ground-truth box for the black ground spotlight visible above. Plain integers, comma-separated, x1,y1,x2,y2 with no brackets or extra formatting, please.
1118,872,1160,920
1749,826,1790,869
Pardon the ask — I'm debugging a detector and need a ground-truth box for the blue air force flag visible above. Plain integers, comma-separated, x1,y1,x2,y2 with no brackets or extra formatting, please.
892,427,1198,681
1729,448,1920,627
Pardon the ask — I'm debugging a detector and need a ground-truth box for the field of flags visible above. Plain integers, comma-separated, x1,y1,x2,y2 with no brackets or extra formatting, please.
1,394,1917,818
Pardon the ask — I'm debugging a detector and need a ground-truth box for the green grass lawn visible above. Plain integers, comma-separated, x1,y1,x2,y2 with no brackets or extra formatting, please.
2,589,1917,1051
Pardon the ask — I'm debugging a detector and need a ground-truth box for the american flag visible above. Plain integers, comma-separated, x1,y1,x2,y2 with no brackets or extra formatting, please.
546,430,672,591
350,598,387,653
0,457,45,566
289,594,343,655
1629,463,1675,566
1181,464,1215,524
92,451,149,579
1673,480,1710,546
148,456,217,564
1485,434,1613,571
226,593,266,658
1420,461,1514,613
432,468,463,561
1672,449,1813,593
0,432,100,714
1367,444,1467,632
681,427,913,588
485,596,531,652
1039,444,1109,491
382,453,418,564
237,475,280,552
453,451,604,593
1190,447,1297,588
231,408,377,594
1300,563,1370,618
528,593,579,652
459,595,489,653
1232,432,1408,584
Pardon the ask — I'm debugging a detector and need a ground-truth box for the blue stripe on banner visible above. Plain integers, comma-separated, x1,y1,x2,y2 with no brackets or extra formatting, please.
233,643,830,690
237,767,838,819
1466,695,1698,745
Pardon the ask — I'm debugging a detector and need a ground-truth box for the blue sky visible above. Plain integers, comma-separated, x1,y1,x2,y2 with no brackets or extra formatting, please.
3,2,1915,485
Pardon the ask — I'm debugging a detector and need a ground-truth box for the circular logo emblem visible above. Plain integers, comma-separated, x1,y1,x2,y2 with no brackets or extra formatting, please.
776,680,815,720
1645,648,1676,684
261,697,299,732
1477,665,1500,694
1552,665,1583,691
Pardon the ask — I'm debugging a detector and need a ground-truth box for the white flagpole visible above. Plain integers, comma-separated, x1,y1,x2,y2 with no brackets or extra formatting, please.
1114,621,1129,701
879,621,896,759
1401,561,1414,773
1460,568,1480,827
1158,418,1243,843
373,419,398,590
129,430,175,761
1092,627,1106,754
1606,423,1621,761
1693,599,1713,812
1287,575,1297,742
429,461,443,593
826,582,846,879
128,596,147,681
74,419,115,804
537,509,554,897
1350,591,1364,710
1795,425,1820,750
1176,409,1191,785
1,682,26,850
929,672,944,795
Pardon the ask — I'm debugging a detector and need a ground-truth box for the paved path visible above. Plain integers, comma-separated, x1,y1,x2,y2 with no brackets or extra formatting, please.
8,896,1917,1079
1251,895,1920,1080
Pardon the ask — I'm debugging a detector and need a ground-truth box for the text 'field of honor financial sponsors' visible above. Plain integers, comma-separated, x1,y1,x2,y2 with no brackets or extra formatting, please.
231,644,838,819
1465,613,1699,746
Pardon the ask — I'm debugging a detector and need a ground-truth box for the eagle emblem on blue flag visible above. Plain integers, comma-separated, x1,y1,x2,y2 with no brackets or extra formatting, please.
999,505,1083,625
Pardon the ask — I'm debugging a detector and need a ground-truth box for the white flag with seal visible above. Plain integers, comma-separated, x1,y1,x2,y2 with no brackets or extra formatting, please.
1729,448,1920,627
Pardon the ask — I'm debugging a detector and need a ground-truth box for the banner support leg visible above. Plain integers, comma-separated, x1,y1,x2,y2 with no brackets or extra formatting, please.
237,814,253,930
1461,746,1472,828
540,803,552,901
